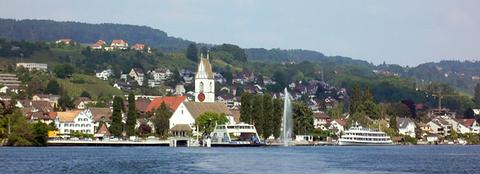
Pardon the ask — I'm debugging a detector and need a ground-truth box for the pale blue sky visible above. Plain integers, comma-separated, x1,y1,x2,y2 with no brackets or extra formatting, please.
1,0,479,66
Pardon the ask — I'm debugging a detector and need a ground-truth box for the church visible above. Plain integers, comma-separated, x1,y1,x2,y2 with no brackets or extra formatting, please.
169,53,235,136
194,53,215,102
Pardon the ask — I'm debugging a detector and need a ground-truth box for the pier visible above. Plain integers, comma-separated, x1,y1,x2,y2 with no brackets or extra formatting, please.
48,140,170,146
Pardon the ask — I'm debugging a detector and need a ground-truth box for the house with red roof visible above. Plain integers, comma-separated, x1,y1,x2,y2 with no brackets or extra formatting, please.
313,112,331,130
145,96,187,113
55,39,73,44
135,98,151,114
110,39,128,49
329,118,347,135
131,43,151,53
457,118,480,134
91,40,106,50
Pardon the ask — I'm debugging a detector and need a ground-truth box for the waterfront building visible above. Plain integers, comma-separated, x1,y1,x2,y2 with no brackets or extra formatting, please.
330,119,347,135
169,102,232,136
90,107,112,136
427,116,453,137
54,109,95,136
456,118,480,134
313,112,331,129
397,117,416,137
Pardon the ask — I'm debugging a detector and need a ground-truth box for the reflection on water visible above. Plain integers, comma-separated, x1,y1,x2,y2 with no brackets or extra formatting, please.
1,146,479,174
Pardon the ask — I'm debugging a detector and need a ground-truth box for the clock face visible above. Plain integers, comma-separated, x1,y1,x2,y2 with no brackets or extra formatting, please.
197,92,205,102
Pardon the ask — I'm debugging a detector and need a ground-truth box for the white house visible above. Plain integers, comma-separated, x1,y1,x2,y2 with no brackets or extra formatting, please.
148,68,172,81
16,63,48,71
313,112,331,129
329,119,347,135
456,118,480,134
397,117,416,137
169,102,231,136
129,68,145,86
55,109,95,135
427,117,452,137
95,69,113,80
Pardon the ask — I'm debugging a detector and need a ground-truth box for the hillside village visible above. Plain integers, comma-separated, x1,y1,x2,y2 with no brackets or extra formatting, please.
1,38,480,146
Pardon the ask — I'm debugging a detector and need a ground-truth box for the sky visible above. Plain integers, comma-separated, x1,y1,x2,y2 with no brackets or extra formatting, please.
0,0,479,66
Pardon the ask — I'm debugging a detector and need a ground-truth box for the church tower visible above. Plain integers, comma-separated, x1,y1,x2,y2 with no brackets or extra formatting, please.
194,53,215,102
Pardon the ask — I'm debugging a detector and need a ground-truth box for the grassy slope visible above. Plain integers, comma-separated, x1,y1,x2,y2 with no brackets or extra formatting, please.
58,74,123,98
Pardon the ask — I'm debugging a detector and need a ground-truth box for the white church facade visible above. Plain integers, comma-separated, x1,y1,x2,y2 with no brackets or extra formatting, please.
169,53,235,136
194,53,215,103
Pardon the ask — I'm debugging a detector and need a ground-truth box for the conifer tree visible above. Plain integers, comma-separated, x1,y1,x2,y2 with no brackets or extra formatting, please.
240,93,253,124
262,94,273,139
110,96,124,137
125,93,137,136
153,102,172,136
272,98,283,139
252,94,264,136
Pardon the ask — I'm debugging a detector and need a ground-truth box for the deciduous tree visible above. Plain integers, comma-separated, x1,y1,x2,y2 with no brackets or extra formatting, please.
153,102,172,136
46,80,60,95
195,112,228,135
292,102,314,135
475,83,480,107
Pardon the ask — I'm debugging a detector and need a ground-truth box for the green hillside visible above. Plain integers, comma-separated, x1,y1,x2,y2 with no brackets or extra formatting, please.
57,74,124,98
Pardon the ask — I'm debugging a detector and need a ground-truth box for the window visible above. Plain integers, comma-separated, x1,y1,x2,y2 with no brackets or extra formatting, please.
200,82,204,92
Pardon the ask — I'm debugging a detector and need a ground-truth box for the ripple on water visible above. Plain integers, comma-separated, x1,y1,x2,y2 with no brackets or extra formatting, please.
1,146,480,174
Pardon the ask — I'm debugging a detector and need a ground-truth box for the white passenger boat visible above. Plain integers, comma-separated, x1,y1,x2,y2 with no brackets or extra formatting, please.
338,122,393,146
209,123,264,146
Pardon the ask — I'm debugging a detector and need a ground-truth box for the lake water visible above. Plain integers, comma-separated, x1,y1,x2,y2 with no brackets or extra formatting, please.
1,145,479,174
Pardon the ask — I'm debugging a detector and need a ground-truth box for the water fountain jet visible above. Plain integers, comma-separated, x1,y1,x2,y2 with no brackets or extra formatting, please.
282,88,293,146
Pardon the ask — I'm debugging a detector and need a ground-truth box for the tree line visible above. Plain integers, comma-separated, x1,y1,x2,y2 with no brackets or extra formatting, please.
240,92,315,139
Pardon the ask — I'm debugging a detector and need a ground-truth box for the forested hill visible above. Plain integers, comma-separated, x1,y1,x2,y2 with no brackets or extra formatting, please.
245,48,372,67
375,60,480,94
0,18,373,66
1,18,479,94
0,18,191,51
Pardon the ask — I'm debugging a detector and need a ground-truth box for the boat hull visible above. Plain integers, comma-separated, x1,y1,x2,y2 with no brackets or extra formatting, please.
338,141,394,146
211,143,266,147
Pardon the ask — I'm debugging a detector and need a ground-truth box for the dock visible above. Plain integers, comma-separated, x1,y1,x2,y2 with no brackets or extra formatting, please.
48,140,171,146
